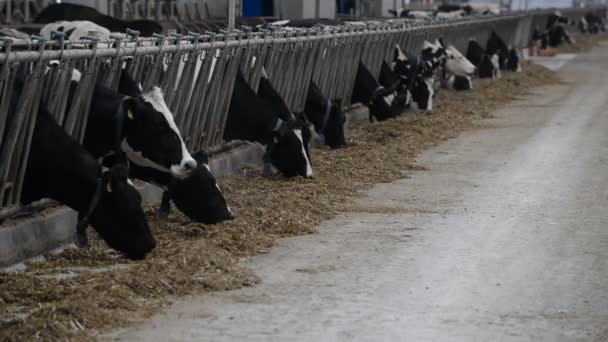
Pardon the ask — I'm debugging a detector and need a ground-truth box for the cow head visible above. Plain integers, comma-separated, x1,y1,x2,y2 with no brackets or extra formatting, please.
168,151,234,224
369,86,401,121
393,44,411,73
422,40,447,68
120,86,197,180
90,164,155,260
267,113,314,178
411,60,435,111
323,99,347,149
445,45,476,77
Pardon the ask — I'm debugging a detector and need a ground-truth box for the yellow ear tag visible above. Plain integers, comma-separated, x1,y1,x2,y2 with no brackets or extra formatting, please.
273,136,279,144
106,181,113,193
127,108,134,120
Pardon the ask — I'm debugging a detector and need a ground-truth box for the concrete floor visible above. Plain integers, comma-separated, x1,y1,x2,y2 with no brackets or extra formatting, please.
106,46,608,342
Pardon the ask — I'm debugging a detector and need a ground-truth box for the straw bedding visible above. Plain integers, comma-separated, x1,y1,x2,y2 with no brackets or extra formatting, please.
0,45,576,341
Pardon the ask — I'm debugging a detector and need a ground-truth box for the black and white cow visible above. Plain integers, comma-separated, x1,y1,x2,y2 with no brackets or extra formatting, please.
421,39,447,69
35,3,162,36
435,3,499,19
546,11,570,30
468,3,500,15
487,32,521,73
14,81,156,259
74,71,197,180
261,18,343,29
435,5,469,19
108,71,233,224
539,12,576,48
122,150,234,224
579,16,590,34
388,9,432,19
304,81,346,149
40,20,111,41
486,31,509,69
585,13,605,34
444,44,476,77
439,44,476,91
390,44,436,111
379,59,410,109
352,62,401,121
224,71,313,178
547,25,575,48
467,39,500,79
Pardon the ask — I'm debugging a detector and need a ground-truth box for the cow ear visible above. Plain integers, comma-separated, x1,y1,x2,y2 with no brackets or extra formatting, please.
100,168,114,194
122,97,137,120
192,151,209,165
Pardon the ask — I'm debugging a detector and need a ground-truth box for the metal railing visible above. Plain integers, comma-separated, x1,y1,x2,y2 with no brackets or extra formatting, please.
0,7,605,218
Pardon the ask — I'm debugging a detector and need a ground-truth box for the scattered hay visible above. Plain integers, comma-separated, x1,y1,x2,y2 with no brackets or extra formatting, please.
0,62,560,341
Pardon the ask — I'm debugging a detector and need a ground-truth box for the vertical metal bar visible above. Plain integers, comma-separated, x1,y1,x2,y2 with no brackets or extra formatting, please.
228,0,236,30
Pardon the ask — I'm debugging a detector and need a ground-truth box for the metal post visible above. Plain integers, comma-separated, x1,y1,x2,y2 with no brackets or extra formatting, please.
316,0,321,18
228,0,236,30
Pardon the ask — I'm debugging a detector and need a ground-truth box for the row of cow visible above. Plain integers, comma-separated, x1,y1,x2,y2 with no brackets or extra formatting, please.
2,4,569,261
532,11,606,49
389,3,501,21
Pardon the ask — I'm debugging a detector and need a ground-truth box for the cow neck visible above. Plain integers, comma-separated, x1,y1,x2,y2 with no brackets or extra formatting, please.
407,59,420,91
27,110,101,215
112,97,128,155
263,117,286,164
319,98,332,134
87,84,129,159
371,86,386,101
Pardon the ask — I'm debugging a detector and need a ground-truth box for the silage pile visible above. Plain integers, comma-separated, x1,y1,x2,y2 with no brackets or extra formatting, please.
0,62,559,341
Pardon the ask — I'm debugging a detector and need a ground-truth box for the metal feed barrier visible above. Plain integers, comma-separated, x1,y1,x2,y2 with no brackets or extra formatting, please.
0,7,605,219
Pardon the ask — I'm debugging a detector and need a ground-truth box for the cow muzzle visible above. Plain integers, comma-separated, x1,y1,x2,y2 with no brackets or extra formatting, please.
171,158,198,179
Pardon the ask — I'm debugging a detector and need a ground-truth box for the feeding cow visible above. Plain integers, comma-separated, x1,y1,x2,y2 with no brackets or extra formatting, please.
487,32,521,72
467,39,500,79
304,81,346,149
59,68,232,224
121,150,234,224
351,62,402,121
421,39,447,69
437,43,476,91
70,71,198,180
443,44,476,79
389,44,436,111
585,13,605,34
11,79,156,259
35,3,162,36
536,12,576,48
546,11,570,30
224,71,313,178
379,58,411,110
108,70,233,223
